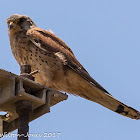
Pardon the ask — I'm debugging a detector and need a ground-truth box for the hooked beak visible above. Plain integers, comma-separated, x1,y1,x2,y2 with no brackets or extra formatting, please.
8,22,14,30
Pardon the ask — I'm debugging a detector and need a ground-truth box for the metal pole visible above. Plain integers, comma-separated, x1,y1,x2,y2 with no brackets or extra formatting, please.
16,64,34,140
16,100,32,140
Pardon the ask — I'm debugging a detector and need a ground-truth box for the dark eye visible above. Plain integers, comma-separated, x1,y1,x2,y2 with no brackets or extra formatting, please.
19,17,25,23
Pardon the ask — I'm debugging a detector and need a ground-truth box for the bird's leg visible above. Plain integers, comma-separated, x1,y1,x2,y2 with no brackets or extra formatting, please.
20,64,40,80
29,70,40,76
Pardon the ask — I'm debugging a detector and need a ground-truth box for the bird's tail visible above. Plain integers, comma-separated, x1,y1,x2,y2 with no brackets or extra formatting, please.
65,68,140,120
79,83,140,120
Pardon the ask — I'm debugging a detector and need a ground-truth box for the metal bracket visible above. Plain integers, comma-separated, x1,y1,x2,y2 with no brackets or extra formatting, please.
0,67,68,137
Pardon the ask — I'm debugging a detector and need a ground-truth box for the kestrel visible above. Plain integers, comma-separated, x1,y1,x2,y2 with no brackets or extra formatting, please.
7,14,140,120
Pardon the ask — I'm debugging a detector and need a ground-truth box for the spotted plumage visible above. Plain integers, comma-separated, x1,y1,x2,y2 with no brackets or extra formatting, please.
7,14,140,119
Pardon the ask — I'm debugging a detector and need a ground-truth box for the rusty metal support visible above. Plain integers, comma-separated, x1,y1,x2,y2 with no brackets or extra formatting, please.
16,64,33,140
16,100,32,140
0,68,68,137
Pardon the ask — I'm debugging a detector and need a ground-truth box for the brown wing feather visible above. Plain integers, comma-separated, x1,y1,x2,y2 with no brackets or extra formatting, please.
27,27,140,120
27,27,110,94
27,27,74,54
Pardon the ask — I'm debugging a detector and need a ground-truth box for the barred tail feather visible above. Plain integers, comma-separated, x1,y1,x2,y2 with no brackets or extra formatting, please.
81,86,140,120
65,67,140,120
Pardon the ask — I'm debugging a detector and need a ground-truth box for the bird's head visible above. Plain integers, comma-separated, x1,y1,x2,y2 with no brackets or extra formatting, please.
7,14,37,33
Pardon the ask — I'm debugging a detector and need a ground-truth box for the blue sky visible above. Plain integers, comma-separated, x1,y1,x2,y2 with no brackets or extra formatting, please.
0,0,140,139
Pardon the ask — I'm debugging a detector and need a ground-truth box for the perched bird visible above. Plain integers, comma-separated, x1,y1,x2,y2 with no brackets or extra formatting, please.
7,14,140,120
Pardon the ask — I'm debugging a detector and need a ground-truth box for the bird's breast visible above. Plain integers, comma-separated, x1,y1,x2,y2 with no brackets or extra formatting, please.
10,34,67,89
